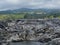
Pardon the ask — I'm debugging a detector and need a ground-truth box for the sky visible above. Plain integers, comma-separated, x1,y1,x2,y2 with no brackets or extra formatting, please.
0,0,60,11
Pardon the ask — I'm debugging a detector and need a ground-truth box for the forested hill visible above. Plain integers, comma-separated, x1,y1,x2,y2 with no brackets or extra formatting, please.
0,8,60,14
0,8,60,19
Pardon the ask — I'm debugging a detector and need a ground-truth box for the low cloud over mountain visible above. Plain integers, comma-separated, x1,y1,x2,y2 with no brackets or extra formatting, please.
0,0,60,11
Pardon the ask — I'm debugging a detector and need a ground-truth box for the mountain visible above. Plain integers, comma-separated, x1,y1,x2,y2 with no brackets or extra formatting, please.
0,8,34,14
0,8,60,14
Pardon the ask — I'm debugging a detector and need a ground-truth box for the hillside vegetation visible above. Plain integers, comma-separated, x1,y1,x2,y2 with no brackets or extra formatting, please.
0,13,25,20
0,9,60,20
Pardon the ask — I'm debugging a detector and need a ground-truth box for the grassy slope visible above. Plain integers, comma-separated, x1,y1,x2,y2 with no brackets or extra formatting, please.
0,14,25,20
0,12,60,20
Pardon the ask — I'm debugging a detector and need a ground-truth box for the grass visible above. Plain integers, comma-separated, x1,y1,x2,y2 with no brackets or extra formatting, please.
0,14,25,20
0,13,60,20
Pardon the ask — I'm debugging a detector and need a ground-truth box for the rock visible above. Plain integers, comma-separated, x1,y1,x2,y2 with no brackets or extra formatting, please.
1,19,60,43
54,26,60,33
8,22,15,26
39,38,51,43
38,34,52,43
47,38,60,45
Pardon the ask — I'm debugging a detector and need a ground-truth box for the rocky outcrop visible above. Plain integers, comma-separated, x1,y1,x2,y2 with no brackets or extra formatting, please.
0,19,60,44
47,38,60,45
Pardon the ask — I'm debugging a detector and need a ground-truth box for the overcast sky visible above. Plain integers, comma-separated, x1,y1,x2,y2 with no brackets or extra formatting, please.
0,0,60,11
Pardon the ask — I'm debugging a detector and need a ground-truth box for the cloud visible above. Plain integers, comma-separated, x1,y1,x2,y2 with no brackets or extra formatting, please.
0,0,60,11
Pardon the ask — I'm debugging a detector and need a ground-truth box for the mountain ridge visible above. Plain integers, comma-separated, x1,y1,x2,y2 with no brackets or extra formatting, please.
0,8,60,14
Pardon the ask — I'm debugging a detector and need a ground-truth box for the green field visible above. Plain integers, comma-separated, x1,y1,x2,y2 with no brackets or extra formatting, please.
0,12,60,20
0,14,25,20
